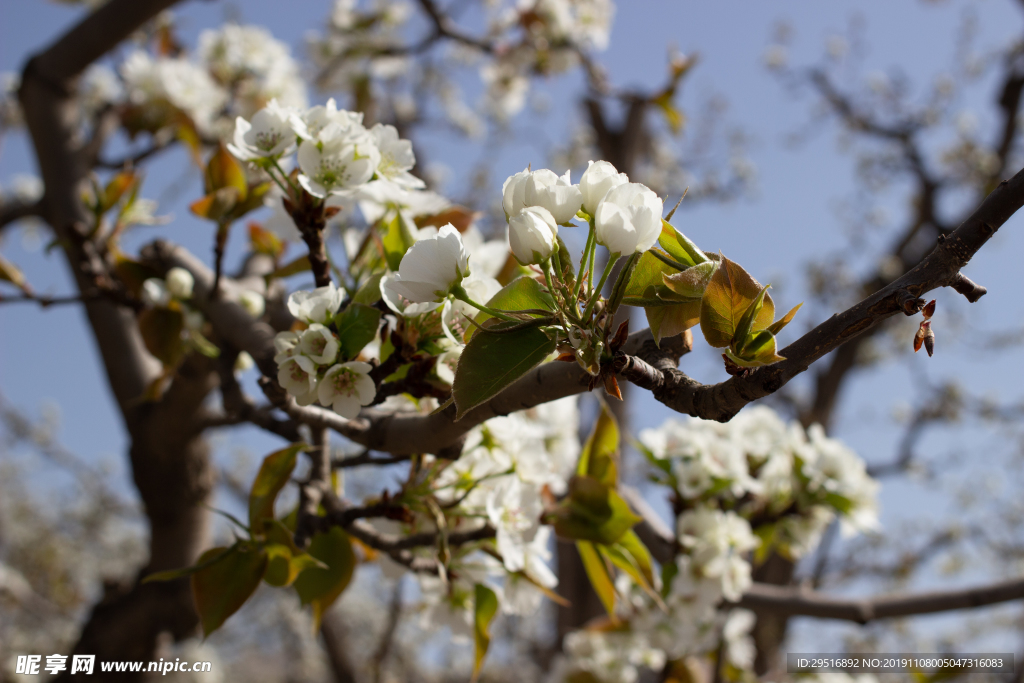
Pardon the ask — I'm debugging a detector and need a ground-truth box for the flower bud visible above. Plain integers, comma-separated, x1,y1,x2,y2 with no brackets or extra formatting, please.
502,167,530,218
508,206,558,265
594,182,663,256
165,267,194,299
579,160,628,215
524,169,583,224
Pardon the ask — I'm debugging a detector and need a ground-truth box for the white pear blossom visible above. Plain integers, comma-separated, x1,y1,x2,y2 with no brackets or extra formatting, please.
297,324,340,365
287,282,344,325
594,182,663,255
227,100,298,161
460,226,508,280
277,355,319,405
524,169,583,224
508,205,558,265
164,267,194,299
355,181,449,225
369,123,424,189
273,331,300,364
296,126,381,197
388,224,470,303
501,527,558,616
440,275,501,344
291,98,364,141
317,361,375,418
579,159,628,215
486,476,543,573
120,50,227,134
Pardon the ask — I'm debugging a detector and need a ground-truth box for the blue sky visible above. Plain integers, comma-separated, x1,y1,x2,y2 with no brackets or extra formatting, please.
3,0,1024,652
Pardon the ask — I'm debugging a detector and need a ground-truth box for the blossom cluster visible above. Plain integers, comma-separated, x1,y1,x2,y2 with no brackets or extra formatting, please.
555,408,879,683
415,396,581,635
502,159,663,264
273,283,376,418
121,24,306,136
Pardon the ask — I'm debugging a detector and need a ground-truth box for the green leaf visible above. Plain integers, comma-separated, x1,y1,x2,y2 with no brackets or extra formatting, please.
661,220,709,265
468,275,555,339
352,272,384,305
577,399,620,486
453,322,555,419
191,543,268,637
551,476,642,545
472,583,499,682
622,251,682,307
249,444,303,531
333,303,381,360
661,261,718,299
381,213,416,271
725,330,786,367
644,301,701,345
733,284,771,352
263,543,327,588
698,255,773,348
576,541,618,618
292,527,355,630
138,307,185,367
604,530,658,597
767,302,803,336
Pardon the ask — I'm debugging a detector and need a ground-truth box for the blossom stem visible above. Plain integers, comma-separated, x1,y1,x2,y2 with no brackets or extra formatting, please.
586,217,597,297
452,288,517,322
270,157,302,198
575,223,595,300
582,253,619,322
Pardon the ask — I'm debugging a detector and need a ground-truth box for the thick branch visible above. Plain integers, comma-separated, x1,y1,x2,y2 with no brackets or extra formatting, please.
737,577,1024,624
619,166,1024,422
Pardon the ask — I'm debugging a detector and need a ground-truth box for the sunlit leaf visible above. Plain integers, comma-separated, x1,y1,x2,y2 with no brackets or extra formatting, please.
661,261,718,299
266,255,311,281
204,142,248,201
577,399,619,486
766,302,803,336
292,527,356,630
467,275,554,340
576,541,618,619
191,543,267,637
352,272,384,305
248,444,303,531
644,301,701,345
471,583,499,682
699,255,774,348
248,222,284,258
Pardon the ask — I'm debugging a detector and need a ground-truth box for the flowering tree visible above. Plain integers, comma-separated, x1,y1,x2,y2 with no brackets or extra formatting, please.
3,1,1024,682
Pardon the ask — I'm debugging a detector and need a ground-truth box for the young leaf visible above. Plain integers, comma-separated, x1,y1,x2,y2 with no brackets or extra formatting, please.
733,284,771,352
453,323,555,419
266,255,311,281
292,527,356,630
263,544,327,588
248,222,283,259
204,142,248,201
661,220,709,266
576,541,618,619
661,261,718,299
725,331,785,368
577,399,620,486
622,251,680,307
191,543,268,637
352,272,384,305
333,303,382,360
0,252,30,292
467,275,555,339
698,255,773,348
552,476,642,545
138,307,185,367
101,171,137,213
644,301,701,345
248,443,303,531
472,583,499,682
767,302,803,335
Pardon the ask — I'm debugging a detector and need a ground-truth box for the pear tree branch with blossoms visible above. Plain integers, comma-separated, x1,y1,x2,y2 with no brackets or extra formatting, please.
7,0,1024,680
